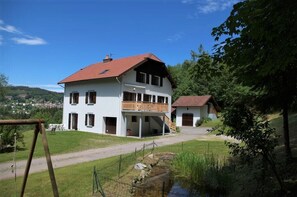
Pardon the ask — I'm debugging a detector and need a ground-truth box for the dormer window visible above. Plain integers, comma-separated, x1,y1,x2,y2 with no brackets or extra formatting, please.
70,92,79,104
151,75,163,86
136,71,149,84
85,91,96,104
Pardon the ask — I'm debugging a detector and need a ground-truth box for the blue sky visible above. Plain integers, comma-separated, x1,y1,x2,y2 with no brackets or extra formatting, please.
0,0,238,92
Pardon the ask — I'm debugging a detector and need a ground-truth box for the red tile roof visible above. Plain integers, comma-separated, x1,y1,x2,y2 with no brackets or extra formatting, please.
172,95,213,107
58,53,163,84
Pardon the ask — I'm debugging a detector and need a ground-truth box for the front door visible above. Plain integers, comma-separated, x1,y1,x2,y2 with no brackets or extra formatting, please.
182,113,193,126
68,113,78,130
105,117,117,134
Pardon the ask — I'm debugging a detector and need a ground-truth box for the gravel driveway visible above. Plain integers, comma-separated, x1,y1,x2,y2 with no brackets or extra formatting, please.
0,127,214,180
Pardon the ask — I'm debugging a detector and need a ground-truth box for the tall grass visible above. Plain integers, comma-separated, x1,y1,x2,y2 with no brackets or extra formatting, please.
171,152,230,194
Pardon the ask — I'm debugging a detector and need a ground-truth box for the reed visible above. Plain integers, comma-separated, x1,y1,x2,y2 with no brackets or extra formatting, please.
172,152,230,194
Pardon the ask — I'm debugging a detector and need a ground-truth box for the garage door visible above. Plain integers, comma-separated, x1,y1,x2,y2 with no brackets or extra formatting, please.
182,113,193,126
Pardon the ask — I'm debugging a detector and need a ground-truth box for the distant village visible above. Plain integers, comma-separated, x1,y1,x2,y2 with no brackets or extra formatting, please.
3,94,63,115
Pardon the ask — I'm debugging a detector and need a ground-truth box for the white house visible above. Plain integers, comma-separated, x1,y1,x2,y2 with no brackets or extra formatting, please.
172,95,220,127
58,53,176,137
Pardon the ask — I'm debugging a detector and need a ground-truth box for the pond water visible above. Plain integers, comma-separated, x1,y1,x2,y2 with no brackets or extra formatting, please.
168,182,224,197
168,182,191,196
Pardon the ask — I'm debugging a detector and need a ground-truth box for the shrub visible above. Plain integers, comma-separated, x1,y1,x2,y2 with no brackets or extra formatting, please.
0,126,24,152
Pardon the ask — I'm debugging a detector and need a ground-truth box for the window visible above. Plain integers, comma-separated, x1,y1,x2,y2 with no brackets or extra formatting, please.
165,97,168,104
85,114,95,127
85,91,96,104
158,96,165,103
132,116,137,122
99,69,109,74
123,92,136,101
152,95,156,103
136,72,145,83
137,94,142,102
151,75,160,86
143,94,151,102
145,116,149,122
70,92,79,104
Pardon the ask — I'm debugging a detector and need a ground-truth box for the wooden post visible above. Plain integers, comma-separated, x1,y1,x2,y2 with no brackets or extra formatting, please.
118,155,122,178
0,119,59,197
139,116,142,138
20,124,39,197
162,115,165,136
40,123,59,197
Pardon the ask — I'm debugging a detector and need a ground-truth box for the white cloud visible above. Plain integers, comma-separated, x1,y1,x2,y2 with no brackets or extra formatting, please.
0,24,21,34
197,0,238,14
13,84,64,93
181,0,194,3
182,0,238,15
12,36,47,45
0,19,47,46
167,32,184,42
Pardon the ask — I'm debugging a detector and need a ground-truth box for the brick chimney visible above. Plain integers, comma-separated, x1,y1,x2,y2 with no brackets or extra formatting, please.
103,54,113,63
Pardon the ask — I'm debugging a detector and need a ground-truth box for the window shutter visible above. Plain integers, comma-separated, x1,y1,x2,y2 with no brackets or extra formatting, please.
70,93,73,104
68,113,71,129
160,77,163,87
136,71,140,82
85,92,89,104
93,92,96,104
146,74,150,84
85,114,87,126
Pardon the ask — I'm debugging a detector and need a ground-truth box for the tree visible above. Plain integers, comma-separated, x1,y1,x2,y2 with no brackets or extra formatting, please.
212,0,297,159
0,74,8,100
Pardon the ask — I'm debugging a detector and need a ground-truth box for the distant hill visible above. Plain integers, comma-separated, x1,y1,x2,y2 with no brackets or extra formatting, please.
1,85,63,103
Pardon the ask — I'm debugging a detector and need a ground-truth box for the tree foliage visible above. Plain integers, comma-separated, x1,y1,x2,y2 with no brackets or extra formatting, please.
212,0,297,158
0,74,8,100
168,45,235,107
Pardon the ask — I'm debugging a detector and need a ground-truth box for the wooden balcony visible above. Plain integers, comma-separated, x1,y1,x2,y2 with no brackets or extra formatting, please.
122,101,168,113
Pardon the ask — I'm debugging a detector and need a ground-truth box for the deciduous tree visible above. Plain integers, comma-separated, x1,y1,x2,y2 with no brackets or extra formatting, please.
212,0,297,159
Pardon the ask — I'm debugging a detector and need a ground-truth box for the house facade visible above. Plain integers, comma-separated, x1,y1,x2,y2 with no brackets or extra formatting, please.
172,95,219,127
58,53,175,137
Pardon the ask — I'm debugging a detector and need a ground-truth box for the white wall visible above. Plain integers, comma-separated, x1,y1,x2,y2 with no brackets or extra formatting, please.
62,78,122,134
176,106,202,127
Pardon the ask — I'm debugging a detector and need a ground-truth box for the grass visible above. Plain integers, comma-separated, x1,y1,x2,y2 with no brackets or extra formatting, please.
0,130,152,163
270,113,297,157
201,118,222,128
171,152,230,194
0,139,229,196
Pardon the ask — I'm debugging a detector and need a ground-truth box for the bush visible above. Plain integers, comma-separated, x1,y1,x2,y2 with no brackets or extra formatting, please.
195,118,211,127
0,126,24,152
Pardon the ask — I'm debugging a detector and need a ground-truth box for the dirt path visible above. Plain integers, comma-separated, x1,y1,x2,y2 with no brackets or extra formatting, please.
0,127,226,181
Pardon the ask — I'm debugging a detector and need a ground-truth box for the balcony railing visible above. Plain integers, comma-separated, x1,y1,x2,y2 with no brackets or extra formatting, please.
122,101,168,113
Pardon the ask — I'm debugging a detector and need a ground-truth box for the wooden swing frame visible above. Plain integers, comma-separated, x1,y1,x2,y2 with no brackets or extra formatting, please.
0,119,59,197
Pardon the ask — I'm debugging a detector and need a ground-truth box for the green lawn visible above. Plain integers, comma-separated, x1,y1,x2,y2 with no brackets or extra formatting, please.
201,118,222,128
0,139,229,197
0,130,152,163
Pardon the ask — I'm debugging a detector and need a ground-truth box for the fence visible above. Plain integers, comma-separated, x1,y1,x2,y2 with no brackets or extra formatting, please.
92,141,172,197
92,141,215,197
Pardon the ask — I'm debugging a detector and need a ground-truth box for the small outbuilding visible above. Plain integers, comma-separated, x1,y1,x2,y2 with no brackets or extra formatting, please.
172,95,220,127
